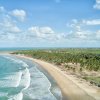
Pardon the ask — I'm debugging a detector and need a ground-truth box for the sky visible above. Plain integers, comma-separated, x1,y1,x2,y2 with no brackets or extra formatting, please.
0,0,100,48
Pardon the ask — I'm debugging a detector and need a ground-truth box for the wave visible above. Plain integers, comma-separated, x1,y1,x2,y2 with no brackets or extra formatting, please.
0,72,22,88
6,68,30,100
28,66,58,100
8,92,23,100
0,92,8,97
40,72,57,100
0,55,62,100
19,68,31,90
3,56,29,68
15,72,23,87
2,56,31,100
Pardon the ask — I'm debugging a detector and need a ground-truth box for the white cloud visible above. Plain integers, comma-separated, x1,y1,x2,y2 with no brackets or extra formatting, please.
74,31,92,40
40,27,54,34
94,0,100,10
28,26,53,39
68,19,100,27
11,9,26,21
28,26,65,40
7,34,16,40
0,14,21,36
82,19,100,25
0,6,22,35
66,18,100,40
28,26,54,35
0,7,22,37
9,26,21,33
1,17,21,33
66,19,99,40
96,30,100,39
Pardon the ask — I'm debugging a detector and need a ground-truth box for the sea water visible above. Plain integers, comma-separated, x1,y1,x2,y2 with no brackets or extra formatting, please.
0,55,62,100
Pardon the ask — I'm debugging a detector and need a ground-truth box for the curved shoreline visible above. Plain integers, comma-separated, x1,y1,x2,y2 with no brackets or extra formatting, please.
34,63,63,100
15,55,99,100
20,56,62,100
32,59,95,100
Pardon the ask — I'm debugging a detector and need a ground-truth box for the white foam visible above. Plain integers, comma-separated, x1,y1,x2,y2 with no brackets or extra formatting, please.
2,55,31,89
8,92,23,100
0,72,22,87
3,56,29,68
0,92,8,97
29,67,57,100
19,68,31,90
0,56,31,100
41,73,57,100
15,72,22,87
2,55,62,100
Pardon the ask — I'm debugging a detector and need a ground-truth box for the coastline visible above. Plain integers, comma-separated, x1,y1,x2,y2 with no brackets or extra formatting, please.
15,54,100,100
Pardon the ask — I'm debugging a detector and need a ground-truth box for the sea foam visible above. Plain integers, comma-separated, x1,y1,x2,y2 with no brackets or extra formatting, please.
2,56,31,100
3,56,29,68
0,72,22,87
1,55,62,100
19,68,31,90
8,92,23,100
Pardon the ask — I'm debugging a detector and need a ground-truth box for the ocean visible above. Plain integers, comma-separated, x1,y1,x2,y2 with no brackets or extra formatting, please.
0,54,62,100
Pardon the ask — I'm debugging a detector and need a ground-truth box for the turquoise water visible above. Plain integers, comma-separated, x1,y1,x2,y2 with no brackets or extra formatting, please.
0,55,62,100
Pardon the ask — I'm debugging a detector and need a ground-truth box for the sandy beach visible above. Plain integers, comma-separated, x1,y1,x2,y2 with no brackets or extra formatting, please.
15,55,100,100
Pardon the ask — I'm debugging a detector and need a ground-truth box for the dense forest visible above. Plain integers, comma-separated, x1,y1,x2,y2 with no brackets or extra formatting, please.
13,48,100,71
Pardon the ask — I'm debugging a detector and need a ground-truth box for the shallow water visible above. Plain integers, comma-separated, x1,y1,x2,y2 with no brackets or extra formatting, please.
0,55,62,100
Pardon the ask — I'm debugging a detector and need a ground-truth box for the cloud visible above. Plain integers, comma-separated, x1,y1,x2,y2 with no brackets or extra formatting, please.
0,6,99,44
82,19,100,25
0,15,21,33
8,26,21,33
28,26,54,34
0,7,22,34
28,26,65,40
0,8,22,41
11,9,26,21
74,31,92,40
28,26,54,39
40,27,54,34
94,0,100,10
66,19,100,40
96,30,100,39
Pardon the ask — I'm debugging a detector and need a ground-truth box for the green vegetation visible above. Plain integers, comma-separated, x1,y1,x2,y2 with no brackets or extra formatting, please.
13,48,100,71
83,76,100,87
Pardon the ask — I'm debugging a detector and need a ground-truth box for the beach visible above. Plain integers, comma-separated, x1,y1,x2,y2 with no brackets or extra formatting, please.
16,54,100,100
0,53,62,100
0,0,100,99
0,52,100,100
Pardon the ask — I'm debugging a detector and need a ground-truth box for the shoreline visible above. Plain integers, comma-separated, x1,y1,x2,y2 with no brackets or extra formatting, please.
1,52,100,100
15,54,100,100
15,54,66,100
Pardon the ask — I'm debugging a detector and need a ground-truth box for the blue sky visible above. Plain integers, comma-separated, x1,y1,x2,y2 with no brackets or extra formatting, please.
0,0,100,47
